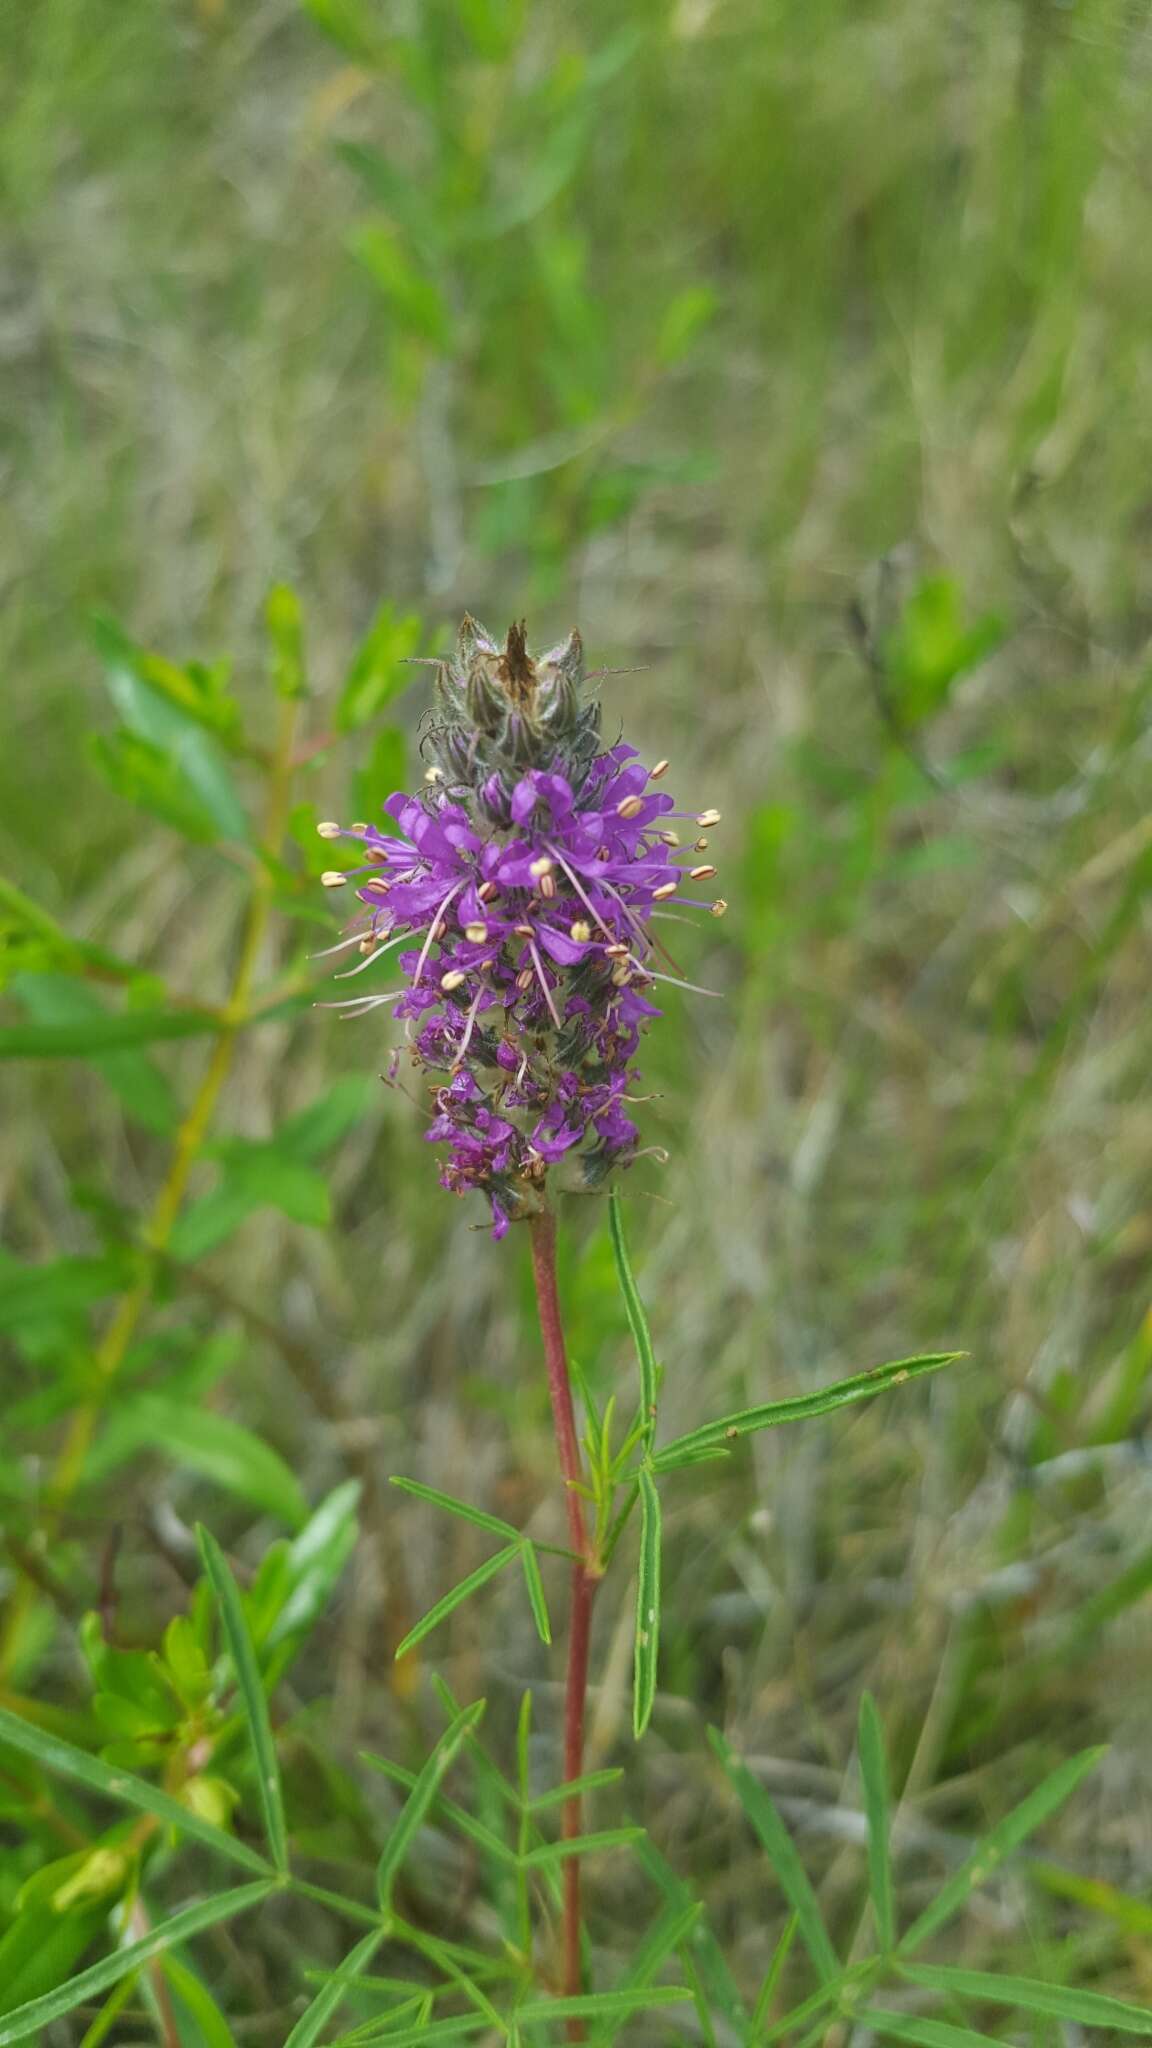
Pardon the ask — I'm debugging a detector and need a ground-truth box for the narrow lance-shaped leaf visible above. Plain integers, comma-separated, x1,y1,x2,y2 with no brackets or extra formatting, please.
389,1474,519,1540
609,1190,659,1441
898,1745,1106,1955
519,1542,552,1646
283,1929,385,2048
633,1464,661,1739
376,1702,485,1911
394,1544,520,1659
863,2011,1004,2048
0,1007,230,1059
654,1353,966,1472
858,1693,895,1949
0,1704,271,1877
198,1527,290,1874
709,1728,839,1985
0,1883,274,2047
899,1962,1152,2036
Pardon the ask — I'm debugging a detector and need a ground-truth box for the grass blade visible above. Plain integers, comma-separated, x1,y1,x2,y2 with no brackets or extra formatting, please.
0,1883,274,2046
394,1545,520,1659
653,1354,966,1471
863,2011,1004,2048
199,1526,290,1875
750,1912,798,2034
858,1693,895,1949
519,1542,552,1645
709,1728,839,1985
898,1745,1106,1954
284,1929,385,2048
608,1190,659,1440
376,1702,485,1910
389,1476,519,1540
633,1464,662,1738
900,1962,1152,2034
0,1702,272,1877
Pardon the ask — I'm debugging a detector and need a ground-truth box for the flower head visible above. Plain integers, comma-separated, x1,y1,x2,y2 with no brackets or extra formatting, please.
320,618,724,1236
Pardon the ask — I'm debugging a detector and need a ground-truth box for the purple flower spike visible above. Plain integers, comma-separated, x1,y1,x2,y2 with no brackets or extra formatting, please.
320,618,726,1236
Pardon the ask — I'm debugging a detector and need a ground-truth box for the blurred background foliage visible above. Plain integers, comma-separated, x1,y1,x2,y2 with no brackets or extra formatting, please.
5,0,1152,2033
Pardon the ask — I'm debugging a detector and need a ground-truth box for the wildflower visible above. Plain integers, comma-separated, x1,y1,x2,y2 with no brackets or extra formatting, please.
320,618,722,1236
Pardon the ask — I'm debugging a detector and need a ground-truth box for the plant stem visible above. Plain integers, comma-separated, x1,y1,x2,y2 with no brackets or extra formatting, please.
528,1205,599,2044
0,693,300,1680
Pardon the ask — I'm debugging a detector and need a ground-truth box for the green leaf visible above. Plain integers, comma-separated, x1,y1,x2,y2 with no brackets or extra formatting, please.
300,0,392,63
162,1956,240,2048
527,1768,624,1814
899,1962,1152,2034
519,1543,552,1647
375,1703,485,1911
0,1906,106,2018
633,1465,661,1739
275,1076,376,1160
394,1545,521,1658
91,730,226,842
588,1900,702,2046
337,602,423,731
349,227,451,346
633,1838,747,2030
336,145,445,262
858,1694,894,1949
520,1828,644,1868
267,1481,362,1647
863,2011,1003,2048
0,1254,131,1335
709,1728,839,1984
656,285,718,367
898,1746,1106,1954
0,1704,272,1875
284,1929,385,2048
91,1397,308,1529
8,974,177,1130
266,585,307,700
333,2022,486,2048
608,1190,659,1442
360,1753,516,1866
92,613,247,836
198,1528,290,1873
517,1988,689,2022
654,1354,966,1471
0,1883,274,2046
0,1006,224,1058
882,576,1005,727
388,1475,519,1541
354,724,409,824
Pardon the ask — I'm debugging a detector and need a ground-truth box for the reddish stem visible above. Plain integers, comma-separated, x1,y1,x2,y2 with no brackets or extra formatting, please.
528,1206,599,2044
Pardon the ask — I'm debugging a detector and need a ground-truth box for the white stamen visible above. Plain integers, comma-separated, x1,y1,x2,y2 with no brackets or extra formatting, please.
321,871,348,888
528,941,562,1029
696,808,721,828
413,881,464,988
334,929,411,979
316,821,342,839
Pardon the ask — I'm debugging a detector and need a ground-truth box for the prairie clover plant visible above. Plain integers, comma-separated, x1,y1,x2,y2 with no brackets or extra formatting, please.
317,616,726,1238
317,616,731,2024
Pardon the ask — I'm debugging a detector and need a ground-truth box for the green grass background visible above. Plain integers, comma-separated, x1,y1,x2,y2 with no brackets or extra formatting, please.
5,0,1152,2029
